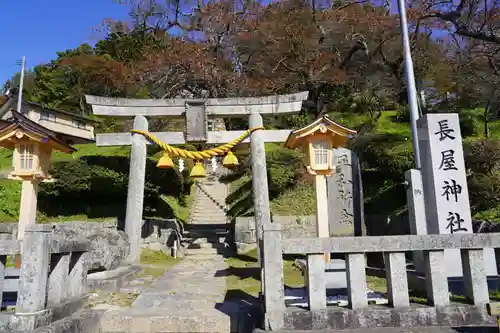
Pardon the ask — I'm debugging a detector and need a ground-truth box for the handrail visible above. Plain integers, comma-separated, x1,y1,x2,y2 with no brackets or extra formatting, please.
0,226,90,331
194,181,227,213
262,226,499,330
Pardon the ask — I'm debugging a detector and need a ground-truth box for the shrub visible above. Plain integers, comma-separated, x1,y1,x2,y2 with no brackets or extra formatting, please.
468,173,500,213
464,139,500,175
266,148,302,195
38,156,188,218
224,145,304,217
459,112,479,137
351,133,412,179
395,106,411,123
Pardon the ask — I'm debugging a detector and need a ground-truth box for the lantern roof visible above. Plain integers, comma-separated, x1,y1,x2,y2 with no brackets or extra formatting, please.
0,111,76,153
284,115,357,149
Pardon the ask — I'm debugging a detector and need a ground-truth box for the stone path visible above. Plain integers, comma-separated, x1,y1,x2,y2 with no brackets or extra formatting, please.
100,256,237,332
99,173,240,332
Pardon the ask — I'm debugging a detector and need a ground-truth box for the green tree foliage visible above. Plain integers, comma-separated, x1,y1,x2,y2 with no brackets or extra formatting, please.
464,140,500,216
38,156,191,219
224,145,303,217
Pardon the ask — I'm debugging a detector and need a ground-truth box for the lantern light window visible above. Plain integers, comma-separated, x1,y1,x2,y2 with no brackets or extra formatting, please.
313,140,329,167
19,143,35,171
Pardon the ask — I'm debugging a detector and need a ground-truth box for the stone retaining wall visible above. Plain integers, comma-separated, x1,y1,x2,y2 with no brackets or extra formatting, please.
0,218,183,271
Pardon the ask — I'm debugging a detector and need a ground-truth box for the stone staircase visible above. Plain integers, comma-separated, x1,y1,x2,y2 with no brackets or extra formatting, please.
182,173,231,260
99,171,238,333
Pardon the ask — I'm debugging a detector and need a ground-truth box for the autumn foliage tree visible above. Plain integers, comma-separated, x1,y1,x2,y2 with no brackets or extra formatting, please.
2,0,497,129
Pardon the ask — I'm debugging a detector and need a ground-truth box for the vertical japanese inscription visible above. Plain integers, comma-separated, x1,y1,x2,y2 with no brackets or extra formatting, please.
327,148,365,237
419,114,472,236
336,152,353,225
433,119,468,234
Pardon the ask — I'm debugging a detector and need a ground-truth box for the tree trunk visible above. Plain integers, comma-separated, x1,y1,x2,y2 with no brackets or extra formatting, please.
484,102,492,138
484,116,490,138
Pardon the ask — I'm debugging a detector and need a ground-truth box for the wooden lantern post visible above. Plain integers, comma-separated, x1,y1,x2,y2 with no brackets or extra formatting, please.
284,116,356,262
0,112,75,267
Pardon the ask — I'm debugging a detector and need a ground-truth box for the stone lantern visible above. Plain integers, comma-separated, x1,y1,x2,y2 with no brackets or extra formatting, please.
8,134,52,180
285,116,356,176
285,116,356,260
0,111,75,241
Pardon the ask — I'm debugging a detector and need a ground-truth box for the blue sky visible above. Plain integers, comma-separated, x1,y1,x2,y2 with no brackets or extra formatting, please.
0,0,129,84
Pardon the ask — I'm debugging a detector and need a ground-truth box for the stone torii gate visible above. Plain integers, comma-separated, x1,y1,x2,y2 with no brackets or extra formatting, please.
85,92,309,263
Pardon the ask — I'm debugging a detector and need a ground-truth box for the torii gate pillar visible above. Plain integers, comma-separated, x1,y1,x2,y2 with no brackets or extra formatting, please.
125,115,148,263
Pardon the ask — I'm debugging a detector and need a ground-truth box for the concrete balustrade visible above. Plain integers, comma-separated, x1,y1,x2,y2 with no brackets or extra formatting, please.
0,225,89,331
262,226,500,330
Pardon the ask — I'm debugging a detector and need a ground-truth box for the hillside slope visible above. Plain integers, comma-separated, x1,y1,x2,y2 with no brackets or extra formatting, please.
0,144,193,223
227,110,500,220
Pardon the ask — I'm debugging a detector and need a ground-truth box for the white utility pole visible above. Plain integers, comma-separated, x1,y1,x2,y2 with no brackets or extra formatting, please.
396,0,422,169
15,56,26,113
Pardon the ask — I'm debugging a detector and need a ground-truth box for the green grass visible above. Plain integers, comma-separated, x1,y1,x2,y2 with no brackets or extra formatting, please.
225,250,460,304
139,248,181,278
270,181,315,216
225,249,305,298
367,275,500,305
162,186,195,223
52,144,131,162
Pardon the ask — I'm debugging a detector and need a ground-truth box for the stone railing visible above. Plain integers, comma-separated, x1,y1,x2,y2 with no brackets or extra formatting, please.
0,225,89,331
262,224,500,331
194,181,227,212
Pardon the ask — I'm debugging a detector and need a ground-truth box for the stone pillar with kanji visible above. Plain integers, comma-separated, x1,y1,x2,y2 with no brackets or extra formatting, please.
418,113,497,277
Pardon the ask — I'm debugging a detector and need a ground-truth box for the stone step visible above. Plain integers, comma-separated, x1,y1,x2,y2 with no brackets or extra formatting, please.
190,217,227,222
186,242,226,249
183,253,226,261
194,203,227,209
197,185,228,190
197,190,227,195
99,308,234,332
199,188,228,192
184,228,229,234
196,194,227,198
192,208,226,217
185,247,224,255
193,207,227,213
132,294,227,308
184,232,228,239
191,211,226,215
184,236,226,244
191,216,227,224
194,196,226,201
191,212,227,217
192,207,227,212
184,232,229,238
197,188,227,193
191,213,227,218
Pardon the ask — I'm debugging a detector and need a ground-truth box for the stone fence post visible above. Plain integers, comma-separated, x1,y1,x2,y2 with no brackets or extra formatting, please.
15,227,52,330
68,251,89,298
262,223,284,330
